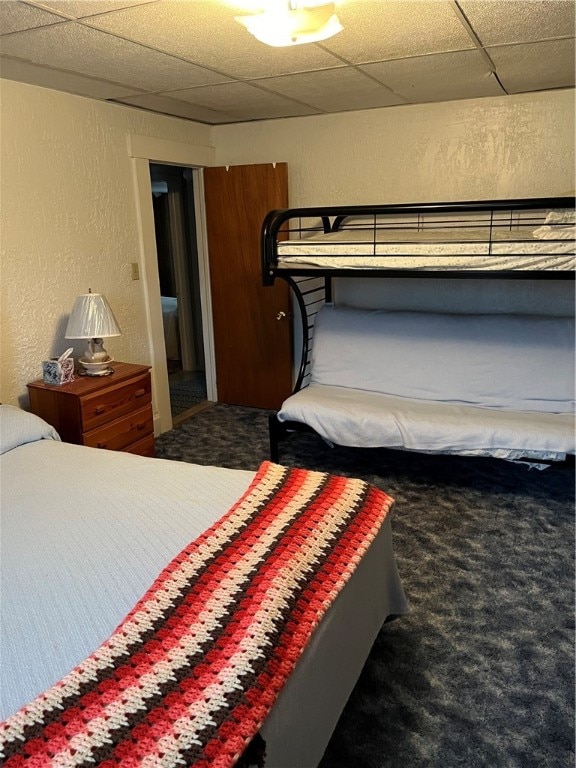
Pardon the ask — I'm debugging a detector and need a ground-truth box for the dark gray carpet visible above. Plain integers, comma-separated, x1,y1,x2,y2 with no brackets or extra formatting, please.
155,404,575,768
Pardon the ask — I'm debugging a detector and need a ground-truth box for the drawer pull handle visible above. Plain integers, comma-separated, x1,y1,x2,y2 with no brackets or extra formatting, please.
135,388,146,398
94,406,106,415
136,422,146,430
97,442,107,449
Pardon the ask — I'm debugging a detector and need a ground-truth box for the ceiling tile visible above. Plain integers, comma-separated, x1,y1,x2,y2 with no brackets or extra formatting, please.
166,81,322,121
0,1,65,34
0,22,230,91
0,55,143,98
85,0,345,79
30,1,159,18
320,0,475,64
361,50,505,103
0,0,573,125
459,0,575,46
257,67,406,112
114,92,235,123
489,39,576,93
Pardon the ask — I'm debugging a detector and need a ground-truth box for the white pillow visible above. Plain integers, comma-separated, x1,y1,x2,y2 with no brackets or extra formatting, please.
545,210,575,225
0,405,60,455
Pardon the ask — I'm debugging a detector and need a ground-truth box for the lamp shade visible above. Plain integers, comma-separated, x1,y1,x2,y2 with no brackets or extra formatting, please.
65,293,121,339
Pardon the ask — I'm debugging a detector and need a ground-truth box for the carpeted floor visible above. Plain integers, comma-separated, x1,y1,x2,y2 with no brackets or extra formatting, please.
155,404,575,768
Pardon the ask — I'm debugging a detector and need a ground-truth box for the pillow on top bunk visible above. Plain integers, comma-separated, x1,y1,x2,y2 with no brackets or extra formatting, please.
545,210,575,225
309,305,575,414
533,209,576,240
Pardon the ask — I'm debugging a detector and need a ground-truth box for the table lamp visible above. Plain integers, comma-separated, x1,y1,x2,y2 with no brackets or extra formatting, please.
65,290,122,375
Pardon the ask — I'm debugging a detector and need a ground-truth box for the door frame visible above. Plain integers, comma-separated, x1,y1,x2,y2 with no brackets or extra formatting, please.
128,134,216,435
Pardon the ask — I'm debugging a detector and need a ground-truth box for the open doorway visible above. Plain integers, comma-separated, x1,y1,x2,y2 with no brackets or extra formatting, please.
150,164,207,422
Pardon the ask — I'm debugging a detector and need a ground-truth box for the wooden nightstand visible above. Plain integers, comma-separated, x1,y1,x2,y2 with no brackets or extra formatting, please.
27,362,155,457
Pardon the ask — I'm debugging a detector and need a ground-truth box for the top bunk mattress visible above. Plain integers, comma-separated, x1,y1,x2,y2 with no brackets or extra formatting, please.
277,228,575,271
272,204,576,272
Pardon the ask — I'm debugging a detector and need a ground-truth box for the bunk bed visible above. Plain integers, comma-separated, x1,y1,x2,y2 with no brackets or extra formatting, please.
261,197,575,464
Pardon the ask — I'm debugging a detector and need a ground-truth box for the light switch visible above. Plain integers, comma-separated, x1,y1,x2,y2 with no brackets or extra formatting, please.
130,262,140,281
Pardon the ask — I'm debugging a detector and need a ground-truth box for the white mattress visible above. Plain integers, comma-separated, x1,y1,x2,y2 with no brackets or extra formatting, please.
0,409,408,767
278,383,576,461
277,228,575,270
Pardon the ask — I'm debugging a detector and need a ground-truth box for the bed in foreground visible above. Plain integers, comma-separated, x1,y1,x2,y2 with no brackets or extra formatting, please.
0,406,408,768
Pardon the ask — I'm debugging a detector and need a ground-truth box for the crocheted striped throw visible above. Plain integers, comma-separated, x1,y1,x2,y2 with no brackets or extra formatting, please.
1,461,394,768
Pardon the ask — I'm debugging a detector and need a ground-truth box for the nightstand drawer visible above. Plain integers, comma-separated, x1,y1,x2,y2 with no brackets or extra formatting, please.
84,406,153,452
81,373,152,431
124,434,156,457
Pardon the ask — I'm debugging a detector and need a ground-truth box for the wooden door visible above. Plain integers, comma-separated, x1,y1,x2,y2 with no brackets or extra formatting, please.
204,163,291,409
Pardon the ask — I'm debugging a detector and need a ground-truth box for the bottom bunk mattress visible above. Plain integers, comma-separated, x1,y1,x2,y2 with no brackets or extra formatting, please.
277,306,575,463
278,383,576,462
0,406,408,768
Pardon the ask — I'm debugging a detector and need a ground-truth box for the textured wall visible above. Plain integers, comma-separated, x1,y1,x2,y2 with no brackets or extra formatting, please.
214,89,575,205
0,80,211,406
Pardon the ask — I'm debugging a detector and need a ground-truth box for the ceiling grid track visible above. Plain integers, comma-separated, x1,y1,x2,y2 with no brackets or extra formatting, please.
450,0,509,94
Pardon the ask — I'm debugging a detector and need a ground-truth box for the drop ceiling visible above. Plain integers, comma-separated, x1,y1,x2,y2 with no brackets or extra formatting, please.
0,0,574,125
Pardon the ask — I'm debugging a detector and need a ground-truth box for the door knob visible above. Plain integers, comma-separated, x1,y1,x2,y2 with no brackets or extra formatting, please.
276,311,286,320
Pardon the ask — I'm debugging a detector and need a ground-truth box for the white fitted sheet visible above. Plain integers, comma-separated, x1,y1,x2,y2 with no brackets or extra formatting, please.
278,383,575,460
0,414,408,767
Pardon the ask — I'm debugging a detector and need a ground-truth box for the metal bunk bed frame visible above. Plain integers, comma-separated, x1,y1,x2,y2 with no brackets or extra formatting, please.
261,196,575,462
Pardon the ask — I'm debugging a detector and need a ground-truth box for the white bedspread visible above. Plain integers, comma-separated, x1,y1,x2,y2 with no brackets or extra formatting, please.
0,439,253,719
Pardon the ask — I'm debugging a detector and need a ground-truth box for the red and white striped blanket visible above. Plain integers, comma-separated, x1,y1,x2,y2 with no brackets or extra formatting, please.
1,461,394,768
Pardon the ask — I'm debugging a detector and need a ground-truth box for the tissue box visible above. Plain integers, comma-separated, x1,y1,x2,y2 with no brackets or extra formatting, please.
42,357,75,386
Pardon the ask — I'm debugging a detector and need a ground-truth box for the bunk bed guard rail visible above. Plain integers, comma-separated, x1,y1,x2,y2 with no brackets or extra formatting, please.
261,197,576,285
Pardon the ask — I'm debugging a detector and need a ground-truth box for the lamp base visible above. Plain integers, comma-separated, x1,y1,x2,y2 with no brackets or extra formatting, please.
78,358,115,376
77,368,114,377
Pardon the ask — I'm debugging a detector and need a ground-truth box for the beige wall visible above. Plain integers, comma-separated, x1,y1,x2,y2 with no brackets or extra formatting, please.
1,81,574,406
214,89,575,205
0,79,212,406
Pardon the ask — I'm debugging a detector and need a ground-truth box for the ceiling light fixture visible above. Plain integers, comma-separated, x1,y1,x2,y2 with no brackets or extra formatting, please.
235,1,343,47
